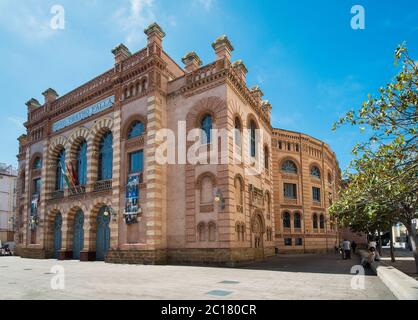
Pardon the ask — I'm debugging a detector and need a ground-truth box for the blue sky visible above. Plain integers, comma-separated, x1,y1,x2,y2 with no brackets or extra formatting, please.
0,0,417,171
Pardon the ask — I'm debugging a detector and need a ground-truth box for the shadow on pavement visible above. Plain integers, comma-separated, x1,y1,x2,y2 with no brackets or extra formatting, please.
235,253,377,276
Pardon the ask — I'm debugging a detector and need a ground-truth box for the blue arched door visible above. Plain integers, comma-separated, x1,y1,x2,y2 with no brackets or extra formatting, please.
96,207,111,261
53,213,62,259
73,210,84,260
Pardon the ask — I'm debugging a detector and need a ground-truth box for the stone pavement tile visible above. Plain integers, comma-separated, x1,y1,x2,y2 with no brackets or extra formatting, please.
0,255,397,300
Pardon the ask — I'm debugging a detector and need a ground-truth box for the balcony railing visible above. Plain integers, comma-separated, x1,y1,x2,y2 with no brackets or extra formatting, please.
69,186,86,197
93,180,112,192
50,190,64,200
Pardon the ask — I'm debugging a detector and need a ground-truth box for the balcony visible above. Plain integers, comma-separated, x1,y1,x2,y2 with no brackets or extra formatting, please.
93,180,113,193
69,186,86,197
50,190,64,200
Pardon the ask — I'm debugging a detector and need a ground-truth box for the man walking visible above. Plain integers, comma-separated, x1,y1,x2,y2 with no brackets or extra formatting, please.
351,240,357,254
343,239,351,259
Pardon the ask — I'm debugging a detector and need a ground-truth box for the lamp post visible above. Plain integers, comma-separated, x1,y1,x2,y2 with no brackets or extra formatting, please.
214,189,225,210
103,206,117,222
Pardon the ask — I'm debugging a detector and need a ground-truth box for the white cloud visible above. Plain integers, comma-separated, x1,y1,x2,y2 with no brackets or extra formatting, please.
0,1,58,42
195,0,214,11
113,0,156,47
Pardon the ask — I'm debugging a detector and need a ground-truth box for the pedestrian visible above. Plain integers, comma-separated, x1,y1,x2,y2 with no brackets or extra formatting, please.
343,239,351,259
361,247,376,268
351,240,357,254
369,239,377,250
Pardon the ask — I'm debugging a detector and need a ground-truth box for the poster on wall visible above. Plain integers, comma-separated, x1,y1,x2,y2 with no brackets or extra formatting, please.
124,175,140,224
30,195,39,230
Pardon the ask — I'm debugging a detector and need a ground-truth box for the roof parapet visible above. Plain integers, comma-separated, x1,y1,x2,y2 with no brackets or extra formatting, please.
182,51,202,73
212,35,234,61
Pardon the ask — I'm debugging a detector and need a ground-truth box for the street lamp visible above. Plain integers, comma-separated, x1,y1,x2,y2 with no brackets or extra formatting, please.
214,189,225,210
103,206,117,222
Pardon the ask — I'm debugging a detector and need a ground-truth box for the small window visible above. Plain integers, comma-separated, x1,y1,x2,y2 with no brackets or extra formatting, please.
311,166,321,179
249,120,257,158
234,117,241,148
282,160,297,174
294,212,301,229
201,114,212,144
129,150,144,174
283,212,291,228
313,214,318,229
284,238,292,246
328,172,333,184
264,146,269,169
320,214,325,229
33,178,41,196
295,238,303,246
128,121,145,139
33,157,42,170
284,183,297,199
313,187,321,202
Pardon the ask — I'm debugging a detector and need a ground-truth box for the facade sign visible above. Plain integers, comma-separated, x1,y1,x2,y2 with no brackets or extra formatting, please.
52,95,115,132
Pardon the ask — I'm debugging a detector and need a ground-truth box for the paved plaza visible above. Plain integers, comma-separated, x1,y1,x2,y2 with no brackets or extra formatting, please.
0,253,395,300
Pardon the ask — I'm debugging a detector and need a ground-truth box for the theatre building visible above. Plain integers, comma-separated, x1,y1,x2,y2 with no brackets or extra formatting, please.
15,23,341,265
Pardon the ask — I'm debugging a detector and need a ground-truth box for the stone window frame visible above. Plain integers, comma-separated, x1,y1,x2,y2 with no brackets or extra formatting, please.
196,171,217,211
310,163,322,180
234,174,245,212
280,158,300,175
246,114,260,160
282,211,291,229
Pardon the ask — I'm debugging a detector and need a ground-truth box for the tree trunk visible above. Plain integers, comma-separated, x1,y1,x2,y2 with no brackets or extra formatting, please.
405,222,418,274
389,225,395,262
378,229,382,256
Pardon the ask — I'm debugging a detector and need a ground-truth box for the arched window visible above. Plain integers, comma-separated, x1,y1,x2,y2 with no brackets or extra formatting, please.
234,117,242,148
201,114,212,144
200,176,213,204
282,160,297,174
264,146,269,169
142,78,147,92
328,172,333,184
235,177,243,206
320,214,325,229
198,223,206,242
313,214,318,229
240,224,245,241
33,157,42,170
98,132,113,181
208,222,216,242
76,140,87,186
265,193,271,219
55,149,66,191
294,212,301,229
249,120,257,158
311,166,321,179
283,212,291,229
236,224,241,241
127,121,145,139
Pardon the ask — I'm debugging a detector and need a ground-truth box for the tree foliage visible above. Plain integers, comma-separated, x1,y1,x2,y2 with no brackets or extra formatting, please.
330,44,418,271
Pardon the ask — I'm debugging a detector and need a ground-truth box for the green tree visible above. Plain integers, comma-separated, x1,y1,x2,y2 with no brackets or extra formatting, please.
331,44,418,272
